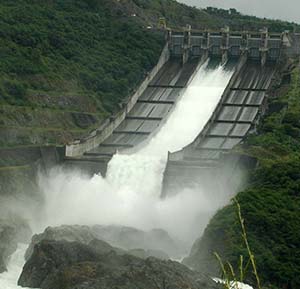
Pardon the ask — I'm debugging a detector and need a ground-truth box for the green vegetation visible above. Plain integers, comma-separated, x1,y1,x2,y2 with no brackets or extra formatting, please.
0,0,164,146
131,1,300,32
0,0,300,284
203,7,299,32
0,0,165,147
214,199,262,289
1,0,299,149
189,65,300,288
0,0,164,110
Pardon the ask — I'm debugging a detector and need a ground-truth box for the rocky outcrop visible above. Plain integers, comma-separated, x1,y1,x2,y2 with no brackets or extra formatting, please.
26,225,183,260
25,225,95,260
182,234,219,277
128,248,169,260
92,225,184,258
19,239,220,289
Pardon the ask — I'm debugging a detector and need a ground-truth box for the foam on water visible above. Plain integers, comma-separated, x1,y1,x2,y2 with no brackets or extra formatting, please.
0,244,29,289
214,278,254,289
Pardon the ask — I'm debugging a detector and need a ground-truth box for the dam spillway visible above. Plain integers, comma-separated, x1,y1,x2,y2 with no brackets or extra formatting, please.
0,29,288,289
162,59,276,196
39,59,236,240
64,56,277,199
64,55,206,175
63,28,287,197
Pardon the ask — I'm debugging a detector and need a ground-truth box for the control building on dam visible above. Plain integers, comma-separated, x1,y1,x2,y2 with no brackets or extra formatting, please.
64,27,294,194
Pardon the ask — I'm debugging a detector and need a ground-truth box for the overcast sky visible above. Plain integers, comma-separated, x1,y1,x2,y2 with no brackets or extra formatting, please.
178,0,300,24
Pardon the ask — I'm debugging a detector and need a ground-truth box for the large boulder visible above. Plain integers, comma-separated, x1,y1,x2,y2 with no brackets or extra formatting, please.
92,225,184,258
25,225,95,260
26,225,183,260
18,239,219,289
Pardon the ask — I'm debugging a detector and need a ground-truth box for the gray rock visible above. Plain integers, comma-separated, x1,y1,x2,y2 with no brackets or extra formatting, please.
88,238,125,255
26,225,184,260
89,239,168,260
18,239,219,289
128,248,169,260
92,225,184,258
25,225,95,260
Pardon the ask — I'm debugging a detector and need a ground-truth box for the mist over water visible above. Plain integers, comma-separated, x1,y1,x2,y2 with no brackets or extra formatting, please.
38,60,234,243
0,60,235,288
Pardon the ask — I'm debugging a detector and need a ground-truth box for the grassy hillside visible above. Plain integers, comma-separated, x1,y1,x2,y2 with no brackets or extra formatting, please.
0,0,165,148
184,62,300,289
1,0,299,149
131,1,299,32
1,0,300,283
202,7,298,32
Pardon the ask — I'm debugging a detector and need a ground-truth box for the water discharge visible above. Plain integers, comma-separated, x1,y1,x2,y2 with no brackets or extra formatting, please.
0,245,30,289
0,60,235,288
40,60,235,241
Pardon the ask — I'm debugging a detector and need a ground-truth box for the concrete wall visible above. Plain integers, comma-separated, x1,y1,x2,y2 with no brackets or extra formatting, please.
170,29,283,62
286,33,300,57
66,44,170,157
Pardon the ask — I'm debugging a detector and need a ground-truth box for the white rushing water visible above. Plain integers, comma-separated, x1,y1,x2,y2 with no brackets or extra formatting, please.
0,245,30,289
39,61,234,237
39,60,234,241
0,60,234,289
214,278,254,289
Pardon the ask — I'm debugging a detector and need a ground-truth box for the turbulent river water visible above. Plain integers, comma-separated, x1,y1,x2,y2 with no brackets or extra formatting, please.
39,60,235,242
0,59,237,288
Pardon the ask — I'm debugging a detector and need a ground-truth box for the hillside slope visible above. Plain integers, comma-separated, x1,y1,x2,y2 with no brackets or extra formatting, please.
184,61,300,289
1,0,298,149
0,0,166,148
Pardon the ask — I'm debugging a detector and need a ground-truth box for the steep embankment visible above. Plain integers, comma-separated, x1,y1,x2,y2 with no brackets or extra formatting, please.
184,61,300,288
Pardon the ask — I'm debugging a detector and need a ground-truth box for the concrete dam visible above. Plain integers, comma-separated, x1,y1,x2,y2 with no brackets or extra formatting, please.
0,29,295,289
63,28,289,195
